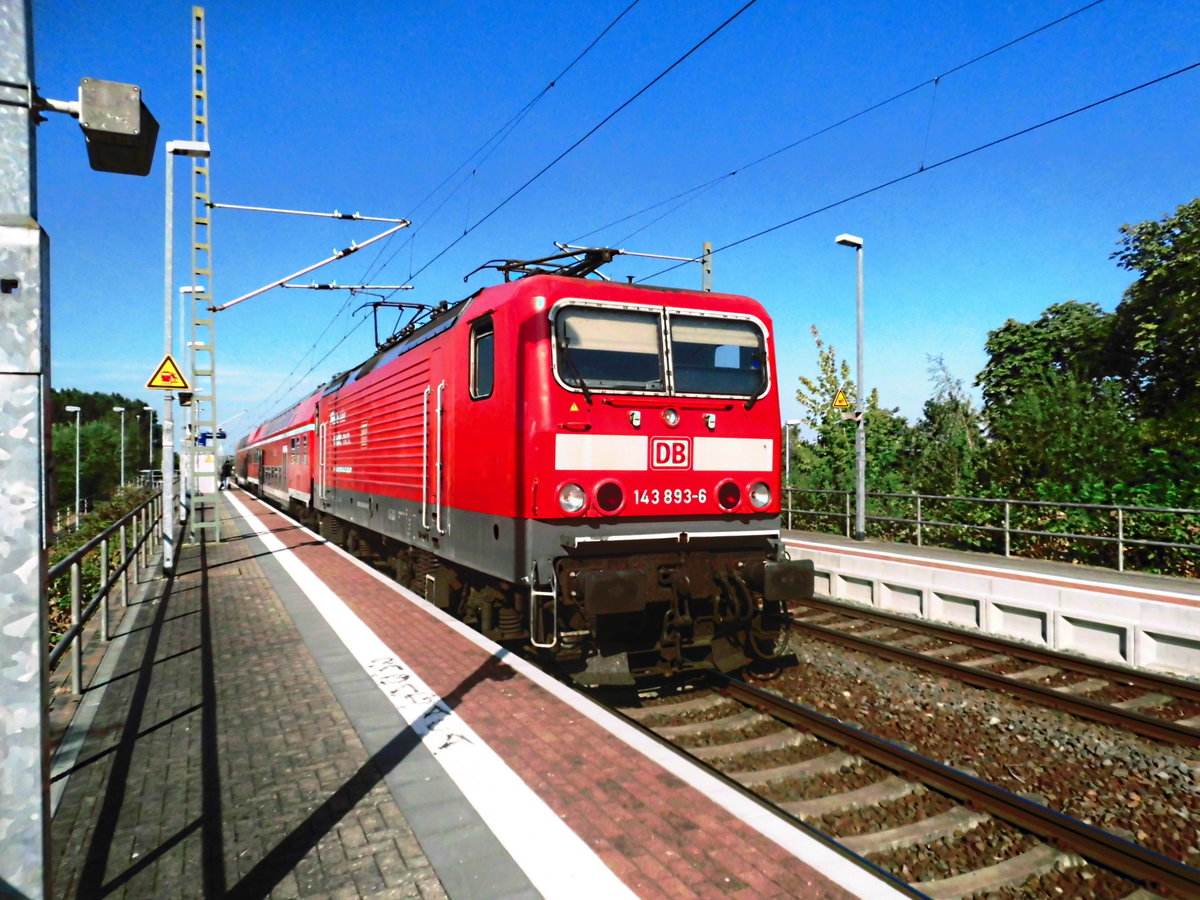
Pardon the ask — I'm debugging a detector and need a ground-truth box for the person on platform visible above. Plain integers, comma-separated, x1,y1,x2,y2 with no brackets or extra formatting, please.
220,459,233,490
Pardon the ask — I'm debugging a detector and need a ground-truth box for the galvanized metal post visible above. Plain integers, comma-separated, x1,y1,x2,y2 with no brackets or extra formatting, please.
0,2,52,893
1004,501,1011,558
100,537,110,641
162,138,177,570
1118,507,1125,572
70,562,82,696
121,523,129,606
916,494,923,547
853,244,865,541
187,6,221,542
701,241,712,292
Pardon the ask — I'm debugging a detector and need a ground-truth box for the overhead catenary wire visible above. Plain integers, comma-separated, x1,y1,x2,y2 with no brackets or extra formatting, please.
243,0,1123,425
403,0,764,284
572,0,1111,245
357,0,645,287
641,58,1200,281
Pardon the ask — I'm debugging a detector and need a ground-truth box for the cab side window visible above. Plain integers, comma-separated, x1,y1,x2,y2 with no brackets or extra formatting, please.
470,315,494,400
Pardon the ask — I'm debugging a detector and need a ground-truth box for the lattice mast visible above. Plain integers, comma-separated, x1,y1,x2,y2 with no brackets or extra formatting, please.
187,5,221,540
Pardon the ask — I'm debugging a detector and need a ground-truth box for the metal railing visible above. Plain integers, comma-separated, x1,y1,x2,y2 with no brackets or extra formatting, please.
783,488,1200,576
47,492,163,695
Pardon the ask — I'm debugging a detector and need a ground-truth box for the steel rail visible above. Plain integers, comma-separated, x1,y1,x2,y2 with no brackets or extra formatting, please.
787,603,1200,747
795,595,1200,702
719,675,1200,899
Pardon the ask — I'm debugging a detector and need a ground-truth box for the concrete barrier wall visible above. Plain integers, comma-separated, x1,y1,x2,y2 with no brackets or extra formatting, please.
785,537,1200,679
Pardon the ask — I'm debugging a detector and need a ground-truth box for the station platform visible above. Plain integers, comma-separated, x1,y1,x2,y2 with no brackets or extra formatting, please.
48,492,904,899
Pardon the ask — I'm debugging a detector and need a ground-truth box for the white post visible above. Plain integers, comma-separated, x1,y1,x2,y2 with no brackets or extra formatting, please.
113,406,125,485
835,233,866,541
162,146,176,569
65,405,81,528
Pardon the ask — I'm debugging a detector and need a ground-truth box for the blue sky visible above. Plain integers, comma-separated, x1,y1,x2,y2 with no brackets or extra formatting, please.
33,0,1200,439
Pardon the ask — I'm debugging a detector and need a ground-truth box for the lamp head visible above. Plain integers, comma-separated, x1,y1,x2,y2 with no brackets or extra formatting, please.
835,234,863,249
113,406,125,413
65,405,81,413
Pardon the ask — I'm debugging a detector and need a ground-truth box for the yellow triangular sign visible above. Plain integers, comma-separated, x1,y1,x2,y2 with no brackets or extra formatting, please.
832,389,851,409
569,402,580,411
146,354,191,390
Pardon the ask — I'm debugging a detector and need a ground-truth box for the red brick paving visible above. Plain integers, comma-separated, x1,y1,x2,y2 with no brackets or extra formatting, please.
238,494,865,899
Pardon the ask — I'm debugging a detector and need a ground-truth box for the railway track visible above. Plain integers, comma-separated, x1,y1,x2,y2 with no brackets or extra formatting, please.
788,596,1200,747
620,677,1200,899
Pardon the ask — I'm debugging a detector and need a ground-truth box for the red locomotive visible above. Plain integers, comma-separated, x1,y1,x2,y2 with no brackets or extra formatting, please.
235,249,813,684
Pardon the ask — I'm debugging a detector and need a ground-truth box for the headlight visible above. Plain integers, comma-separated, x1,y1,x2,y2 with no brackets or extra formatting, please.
749,481,772,509
661,408,680,427
558,483,586,514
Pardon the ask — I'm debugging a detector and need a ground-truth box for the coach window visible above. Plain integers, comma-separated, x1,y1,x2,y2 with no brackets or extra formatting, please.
470,315,495,400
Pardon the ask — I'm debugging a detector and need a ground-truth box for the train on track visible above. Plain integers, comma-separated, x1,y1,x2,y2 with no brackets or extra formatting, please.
234,248,813,685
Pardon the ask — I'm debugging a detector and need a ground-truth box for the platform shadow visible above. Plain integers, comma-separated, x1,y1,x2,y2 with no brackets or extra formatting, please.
224,654,515,900
70,508,516,900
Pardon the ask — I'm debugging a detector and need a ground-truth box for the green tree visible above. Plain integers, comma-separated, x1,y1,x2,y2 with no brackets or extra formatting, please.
51,388,157,514
981,373,1138,504
1110,197,1200,423
910,357,983,496
793,326,915,495
975,300,1114,413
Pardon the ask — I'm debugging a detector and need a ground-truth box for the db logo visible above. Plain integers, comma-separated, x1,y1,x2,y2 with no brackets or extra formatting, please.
650,437,690,469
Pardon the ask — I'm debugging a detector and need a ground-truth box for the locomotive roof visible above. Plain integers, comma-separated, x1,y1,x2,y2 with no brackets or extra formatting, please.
318,272,764,397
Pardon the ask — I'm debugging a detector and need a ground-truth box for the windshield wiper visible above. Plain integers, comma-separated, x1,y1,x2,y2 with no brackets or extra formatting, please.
558,334,593,405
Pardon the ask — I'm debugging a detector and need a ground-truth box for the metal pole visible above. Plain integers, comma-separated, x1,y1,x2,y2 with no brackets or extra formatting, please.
145,405,153,466
115,407,125,485
70,562,82,696
0,2,52,889
121,524,129,606
1118,507,1125,572
100,536,110,642
74,408,81,526
783,423,791,487
854,243,866,541
162,148,176,572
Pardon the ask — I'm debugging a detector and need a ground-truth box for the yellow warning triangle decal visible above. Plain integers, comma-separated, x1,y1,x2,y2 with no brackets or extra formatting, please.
569,402,580,411
146,354,191,390
832,389,851,409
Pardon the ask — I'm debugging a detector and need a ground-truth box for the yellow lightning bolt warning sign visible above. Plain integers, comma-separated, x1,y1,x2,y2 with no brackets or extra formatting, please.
146,354,191,390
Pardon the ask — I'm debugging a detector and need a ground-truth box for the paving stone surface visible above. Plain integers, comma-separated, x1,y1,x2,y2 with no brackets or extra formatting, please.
238,494,860,900
50,504,448,900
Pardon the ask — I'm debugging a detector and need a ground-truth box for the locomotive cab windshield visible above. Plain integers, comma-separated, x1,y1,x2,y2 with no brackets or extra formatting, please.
553,301,767,399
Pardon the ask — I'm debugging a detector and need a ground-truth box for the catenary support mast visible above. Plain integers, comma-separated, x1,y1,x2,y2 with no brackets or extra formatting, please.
187,6,221,541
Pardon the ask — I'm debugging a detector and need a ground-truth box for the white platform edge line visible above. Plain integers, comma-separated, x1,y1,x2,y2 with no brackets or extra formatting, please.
786,538,1200,604
225,493,636,900
227,494,906,900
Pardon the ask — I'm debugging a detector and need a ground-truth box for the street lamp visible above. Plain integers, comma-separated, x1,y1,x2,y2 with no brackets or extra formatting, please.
143,405,154,467
64,405,82,529
835,233,866,541
164,140,210,572
113,406,126,486
783,419,800,488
